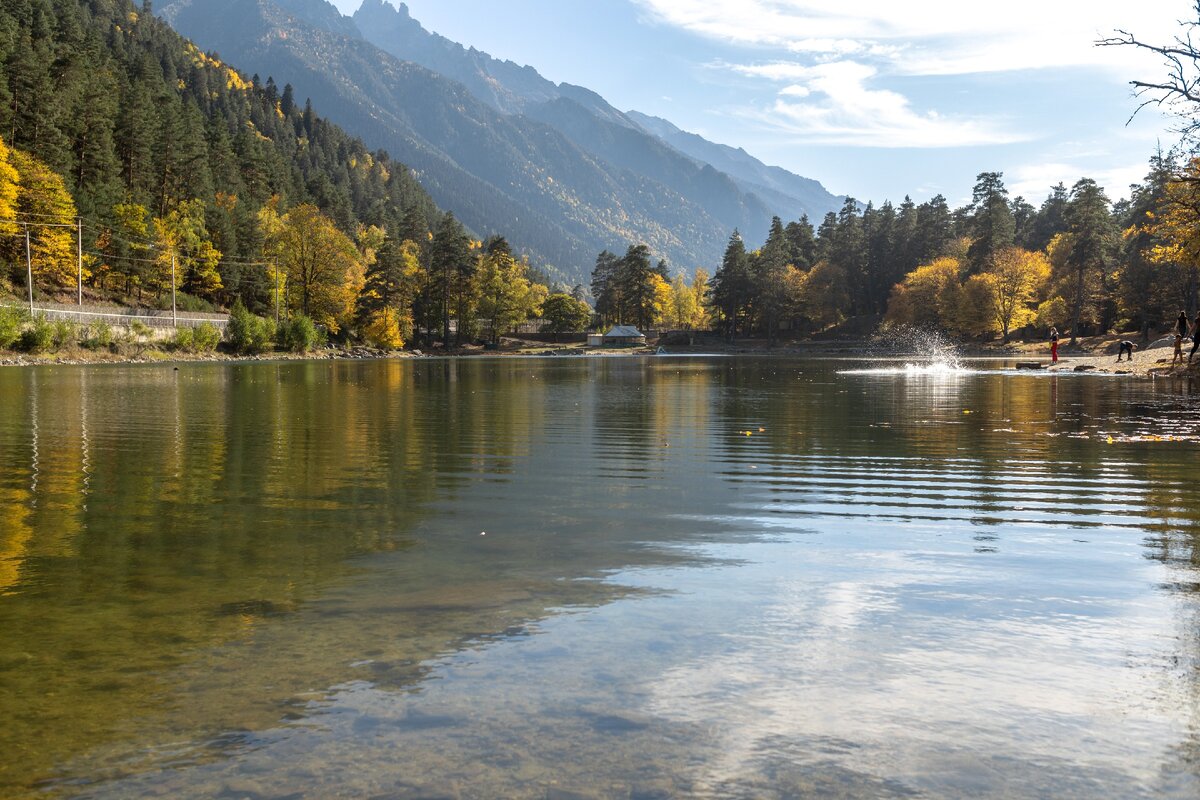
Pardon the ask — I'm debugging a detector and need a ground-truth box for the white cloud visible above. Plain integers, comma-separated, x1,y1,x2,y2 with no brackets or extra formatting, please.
633,0,1182,76
728,60,1028,147
1007,160,1149,200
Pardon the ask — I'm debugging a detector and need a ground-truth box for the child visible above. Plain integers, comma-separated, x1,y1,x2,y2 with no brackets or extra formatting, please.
1174,333,1184,365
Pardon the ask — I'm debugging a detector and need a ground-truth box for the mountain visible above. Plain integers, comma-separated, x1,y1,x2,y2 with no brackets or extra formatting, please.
626,111,842,224
160,0,842,281
349,0,842,222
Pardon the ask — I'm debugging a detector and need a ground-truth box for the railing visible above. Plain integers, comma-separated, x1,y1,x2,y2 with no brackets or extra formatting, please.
0,302,229,328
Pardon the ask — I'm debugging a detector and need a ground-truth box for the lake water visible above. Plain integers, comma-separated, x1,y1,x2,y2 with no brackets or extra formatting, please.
1,356,1199,799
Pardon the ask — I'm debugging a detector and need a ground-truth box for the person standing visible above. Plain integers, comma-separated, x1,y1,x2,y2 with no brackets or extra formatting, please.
1178,310,1189,340
1174,332,1184,365
1190,312,1200,364
1050,326,1059,364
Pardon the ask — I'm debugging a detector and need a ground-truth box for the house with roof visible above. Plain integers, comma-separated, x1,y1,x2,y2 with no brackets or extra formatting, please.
587,325,647,348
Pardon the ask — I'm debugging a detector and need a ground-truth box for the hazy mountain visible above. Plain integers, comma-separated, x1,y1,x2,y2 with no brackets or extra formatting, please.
627,111,842,223
160,0,842,280
351,1,842,221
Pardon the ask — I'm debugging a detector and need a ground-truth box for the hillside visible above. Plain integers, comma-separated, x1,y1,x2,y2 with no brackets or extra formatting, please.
0,0,437,312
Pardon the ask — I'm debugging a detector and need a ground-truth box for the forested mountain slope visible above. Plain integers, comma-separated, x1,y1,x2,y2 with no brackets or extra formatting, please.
0,0,437,310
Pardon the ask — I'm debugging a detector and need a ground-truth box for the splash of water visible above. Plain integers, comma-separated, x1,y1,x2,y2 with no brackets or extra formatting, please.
867,325,963,367
839,325,968,375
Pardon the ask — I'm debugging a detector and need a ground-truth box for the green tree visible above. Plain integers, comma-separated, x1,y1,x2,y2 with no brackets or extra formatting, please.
1061,178,1117,343
541,292,591,339
476,240,547,343
966,172,1015,273
428,211,473,345
709,231,752,338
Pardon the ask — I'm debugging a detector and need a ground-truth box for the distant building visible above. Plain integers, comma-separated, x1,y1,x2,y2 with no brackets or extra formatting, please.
601,325,646,347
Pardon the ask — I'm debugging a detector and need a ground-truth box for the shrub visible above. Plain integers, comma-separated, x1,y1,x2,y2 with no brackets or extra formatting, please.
128,320,152,340
19,314,54,353
0,306,27,349
193,322,221,352
51,319,80,349
84,320,114,350
173,326,195,352
278,314,320,353
225,301,276,354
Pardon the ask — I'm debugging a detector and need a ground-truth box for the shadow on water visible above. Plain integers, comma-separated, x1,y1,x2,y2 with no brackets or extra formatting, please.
0,357,1199,797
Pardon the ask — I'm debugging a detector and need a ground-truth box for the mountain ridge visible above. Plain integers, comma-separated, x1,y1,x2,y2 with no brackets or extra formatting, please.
161,0,843,280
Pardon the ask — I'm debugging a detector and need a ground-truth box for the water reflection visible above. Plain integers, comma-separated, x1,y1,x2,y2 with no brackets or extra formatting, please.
0,358,1198,797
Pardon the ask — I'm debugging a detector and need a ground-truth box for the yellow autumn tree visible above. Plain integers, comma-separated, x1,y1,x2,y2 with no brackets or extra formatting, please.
648,272,672,327
958,274,1000,336
885,257,963,331
797,260,850,329
264,204,363,333
7,148,80,290
0,135,18,240
985,247,1051,341
153,199,222,299
363,307,404,349
1138,158,1200,300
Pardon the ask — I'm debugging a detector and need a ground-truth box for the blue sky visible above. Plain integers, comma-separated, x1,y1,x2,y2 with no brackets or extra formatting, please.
328,0,1184,208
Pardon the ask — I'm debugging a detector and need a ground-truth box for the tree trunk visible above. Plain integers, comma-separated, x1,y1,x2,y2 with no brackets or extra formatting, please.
1069,265,1085,345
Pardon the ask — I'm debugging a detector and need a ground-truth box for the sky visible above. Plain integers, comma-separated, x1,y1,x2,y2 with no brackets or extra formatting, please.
326,0,1191,208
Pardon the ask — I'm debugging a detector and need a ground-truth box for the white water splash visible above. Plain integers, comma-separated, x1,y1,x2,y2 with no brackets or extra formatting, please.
840,326,972,375
840,361,978,376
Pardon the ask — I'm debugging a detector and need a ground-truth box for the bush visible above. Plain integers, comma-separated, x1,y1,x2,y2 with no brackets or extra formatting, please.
128,320,152,340
51,319,80,349
226,301,276,354
83,320,114,350
0,306,27,349
193,322,221,352
172,326,195,352
19,314,54,353
278,314,321,353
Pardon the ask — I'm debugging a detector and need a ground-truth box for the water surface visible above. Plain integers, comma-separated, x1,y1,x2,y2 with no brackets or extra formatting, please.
1,357,1199,798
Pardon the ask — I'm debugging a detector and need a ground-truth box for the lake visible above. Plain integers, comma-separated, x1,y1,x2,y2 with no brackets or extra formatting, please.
1,356,1198,798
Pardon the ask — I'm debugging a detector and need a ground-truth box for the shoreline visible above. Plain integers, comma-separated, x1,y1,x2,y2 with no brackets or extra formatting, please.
1,337,1197,379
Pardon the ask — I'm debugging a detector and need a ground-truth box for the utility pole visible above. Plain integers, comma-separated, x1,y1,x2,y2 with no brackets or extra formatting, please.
24,224,33,313
171,253,177,328
77,217,83,314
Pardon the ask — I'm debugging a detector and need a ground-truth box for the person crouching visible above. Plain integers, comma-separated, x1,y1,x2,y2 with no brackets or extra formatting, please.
1116,340,1137,362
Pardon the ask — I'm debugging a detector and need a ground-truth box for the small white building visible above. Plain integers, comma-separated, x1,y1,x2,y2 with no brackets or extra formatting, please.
601,325,647,347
